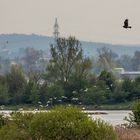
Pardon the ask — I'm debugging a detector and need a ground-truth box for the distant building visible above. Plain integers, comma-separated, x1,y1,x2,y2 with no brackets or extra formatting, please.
53,18,60,40
114,68,140,79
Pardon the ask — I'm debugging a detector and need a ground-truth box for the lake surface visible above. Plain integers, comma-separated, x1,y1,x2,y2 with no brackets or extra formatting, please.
0,110,131,126
87,110,132,126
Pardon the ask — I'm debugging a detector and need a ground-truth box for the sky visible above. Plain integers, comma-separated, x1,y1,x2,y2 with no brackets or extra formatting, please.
0,0,140,44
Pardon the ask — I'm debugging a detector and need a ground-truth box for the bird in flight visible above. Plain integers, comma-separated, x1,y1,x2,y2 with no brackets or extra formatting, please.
123,19,132,29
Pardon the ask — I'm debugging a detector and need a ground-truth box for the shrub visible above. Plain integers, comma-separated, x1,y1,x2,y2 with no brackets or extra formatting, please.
0,123,30,140
0,106,117,140
0,112,34,140
0,114,9,128
30,106,117,140
125,99,140,127
132,99,140,126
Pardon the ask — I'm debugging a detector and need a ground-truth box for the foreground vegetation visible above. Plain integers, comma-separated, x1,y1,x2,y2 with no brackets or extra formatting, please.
116,100,140,139
0,97,140,140
0,106,117,140
116,127,140,140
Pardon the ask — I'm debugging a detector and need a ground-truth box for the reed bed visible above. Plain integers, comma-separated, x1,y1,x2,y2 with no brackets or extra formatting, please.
115,127,140,140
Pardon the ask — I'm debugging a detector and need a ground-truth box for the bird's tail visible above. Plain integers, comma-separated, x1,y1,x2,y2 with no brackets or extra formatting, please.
128,26,132,28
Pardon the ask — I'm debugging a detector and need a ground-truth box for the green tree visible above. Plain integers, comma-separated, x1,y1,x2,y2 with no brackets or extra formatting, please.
24,73,41,105
113,82,127,103
47,83,64,100
6,65,26,93
98,70,116,91
64,59,92,99
29,83,40,105
47,37,83,83
47,37,92,99
39,82,48,104
121,78,133,101
81,86,107,105
6,64,26,104
0,75,9,104
132,76,140,99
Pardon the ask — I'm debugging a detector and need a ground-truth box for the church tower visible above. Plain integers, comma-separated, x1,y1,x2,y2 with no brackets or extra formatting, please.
53,18,59,39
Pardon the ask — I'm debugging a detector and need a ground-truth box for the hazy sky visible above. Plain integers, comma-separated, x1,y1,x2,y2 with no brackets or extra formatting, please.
0,0,140,44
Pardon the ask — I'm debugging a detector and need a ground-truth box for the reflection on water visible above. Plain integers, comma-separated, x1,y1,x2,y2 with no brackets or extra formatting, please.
0,110,131,126
89,110,132,126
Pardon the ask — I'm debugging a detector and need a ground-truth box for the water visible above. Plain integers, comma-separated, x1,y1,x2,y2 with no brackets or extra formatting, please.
0,110,131,126
87,110,132,126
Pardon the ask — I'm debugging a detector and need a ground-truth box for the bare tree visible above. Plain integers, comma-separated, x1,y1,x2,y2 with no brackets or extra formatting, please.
97,47,116,71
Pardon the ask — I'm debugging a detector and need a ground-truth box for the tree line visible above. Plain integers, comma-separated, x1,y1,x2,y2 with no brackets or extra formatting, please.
0,36,140,107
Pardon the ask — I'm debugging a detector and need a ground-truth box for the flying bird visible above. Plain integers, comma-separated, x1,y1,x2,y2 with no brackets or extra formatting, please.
123,19,132,29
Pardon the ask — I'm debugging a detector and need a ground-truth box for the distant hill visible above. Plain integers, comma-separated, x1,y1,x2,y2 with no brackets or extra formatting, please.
0,34,140,59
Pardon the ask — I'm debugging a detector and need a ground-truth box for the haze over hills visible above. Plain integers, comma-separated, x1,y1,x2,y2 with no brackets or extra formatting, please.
0,34,140,59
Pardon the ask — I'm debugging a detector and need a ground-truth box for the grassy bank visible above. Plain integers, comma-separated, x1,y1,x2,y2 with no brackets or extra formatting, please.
98,101,134,110
1,104,37,111
1,101,134,111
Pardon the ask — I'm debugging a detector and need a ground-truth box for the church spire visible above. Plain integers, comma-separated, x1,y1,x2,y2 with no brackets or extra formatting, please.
53,18,59,39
